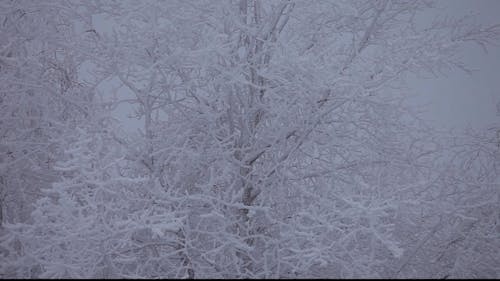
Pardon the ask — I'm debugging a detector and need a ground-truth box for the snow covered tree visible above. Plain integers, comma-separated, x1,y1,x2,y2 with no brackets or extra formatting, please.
0,0,95,226
1,113,188,278
1,0,499,278
85,0,498,278
0,1,102,277
392,127,500,278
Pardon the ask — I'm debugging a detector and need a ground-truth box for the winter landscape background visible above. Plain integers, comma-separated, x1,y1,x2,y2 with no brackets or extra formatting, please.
1,0,499,278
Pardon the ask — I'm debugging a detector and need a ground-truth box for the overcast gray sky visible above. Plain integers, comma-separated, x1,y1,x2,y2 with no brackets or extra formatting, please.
406,0,500,131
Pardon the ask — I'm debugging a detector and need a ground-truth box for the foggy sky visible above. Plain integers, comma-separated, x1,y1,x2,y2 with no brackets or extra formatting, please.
407,0,500,131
